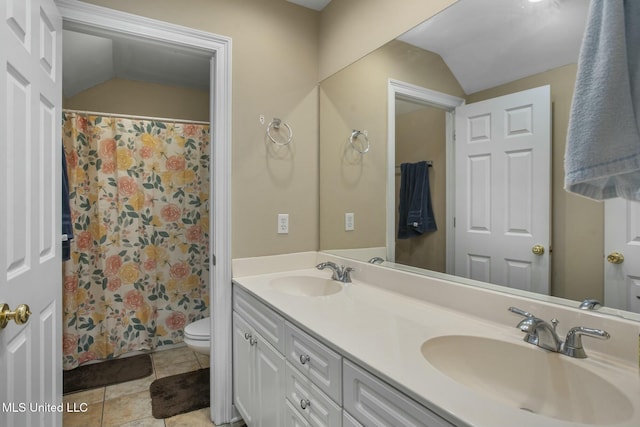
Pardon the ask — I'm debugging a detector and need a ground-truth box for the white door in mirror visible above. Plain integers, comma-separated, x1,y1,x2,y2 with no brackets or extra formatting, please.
454,85,551,294
604,198,640,313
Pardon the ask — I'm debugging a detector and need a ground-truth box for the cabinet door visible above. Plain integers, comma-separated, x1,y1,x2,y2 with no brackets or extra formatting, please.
233,312,254,425
255,336,286,427
344,360,454,427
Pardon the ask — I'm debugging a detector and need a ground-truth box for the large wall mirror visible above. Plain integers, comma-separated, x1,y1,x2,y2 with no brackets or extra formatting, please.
319,0,640,322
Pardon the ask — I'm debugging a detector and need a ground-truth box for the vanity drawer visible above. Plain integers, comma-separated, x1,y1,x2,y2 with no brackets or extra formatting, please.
343,360,454,427
233,285,285,352
285,321,342,403
285,361,342,427
343,411,363,427
285,399,312,427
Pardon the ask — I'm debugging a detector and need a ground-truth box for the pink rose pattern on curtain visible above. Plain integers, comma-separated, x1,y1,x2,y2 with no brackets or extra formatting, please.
62,111,210,370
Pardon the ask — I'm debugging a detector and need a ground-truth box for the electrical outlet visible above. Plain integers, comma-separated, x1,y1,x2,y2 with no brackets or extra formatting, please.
345,212,355,231
278,214,289,234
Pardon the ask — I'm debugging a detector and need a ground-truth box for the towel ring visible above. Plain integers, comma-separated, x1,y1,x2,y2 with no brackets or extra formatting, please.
267,118,293,146
349,130,370,154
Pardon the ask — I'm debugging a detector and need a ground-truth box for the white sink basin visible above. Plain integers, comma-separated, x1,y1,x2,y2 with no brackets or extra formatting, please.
269,276,342,297
421,335,633,425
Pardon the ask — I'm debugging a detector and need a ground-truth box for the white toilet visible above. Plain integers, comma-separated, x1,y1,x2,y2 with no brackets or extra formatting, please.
184,317,211,355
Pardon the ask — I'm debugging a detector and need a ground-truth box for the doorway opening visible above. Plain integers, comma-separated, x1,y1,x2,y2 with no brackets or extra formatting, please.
57,0,232,423
386,79,463,272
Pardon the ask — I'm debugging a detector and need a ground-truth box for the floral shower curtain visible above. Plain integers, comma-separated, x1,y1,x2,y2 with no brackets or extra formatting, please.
62,111,210,370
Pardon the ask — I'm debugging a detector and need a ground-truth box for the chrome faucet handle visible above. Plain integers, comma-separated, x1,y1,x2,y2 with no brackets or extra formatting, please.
508,306,535,318
579,299,602,310
562,326,610,359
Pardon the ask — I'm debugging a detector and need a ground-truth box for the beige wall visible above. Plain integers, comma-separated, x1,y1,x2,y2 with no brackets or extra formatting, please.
319,0,457,80
395,106,447,272
467,65,604,302
319,40,464,251
63,78,209,121
81,0,320,258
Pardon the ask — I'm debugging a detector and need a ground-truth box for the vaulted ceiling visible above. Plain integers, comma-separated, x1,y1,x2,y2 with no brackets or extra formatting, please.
63,0,588,98
62,30,210,98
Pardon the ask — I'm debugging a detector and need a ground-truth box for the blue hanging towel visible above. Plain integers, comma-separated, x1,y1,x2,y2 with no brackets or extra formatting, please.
564,0,640,200
397,161,437,239
62,149,73,261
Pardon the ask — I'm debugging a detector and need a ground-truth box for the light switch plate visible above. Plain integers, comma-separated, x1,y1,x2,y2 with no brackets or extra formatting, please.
345,212,355,231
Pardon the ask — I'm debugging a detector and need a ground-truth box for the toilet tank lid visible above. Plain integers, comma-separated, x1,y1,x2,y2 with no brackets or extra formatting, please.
184,317,210,338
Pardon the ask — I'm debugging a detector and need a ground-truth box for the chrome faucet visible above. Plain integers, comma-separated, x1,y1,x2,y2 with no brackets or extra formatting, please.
508,306,610,358
316,262,354,283
509,307,562,352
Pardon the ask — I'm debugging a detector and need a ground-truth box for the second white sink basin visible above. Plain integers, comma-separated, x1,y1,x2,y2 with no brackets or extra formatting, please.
269,275,342,297
421,335,633,425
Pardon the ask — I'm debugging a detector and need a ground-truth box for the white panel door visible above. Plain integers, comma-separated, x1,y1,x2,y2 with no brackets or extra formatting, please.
0,0,62,425
604,198,640,313
454,86,551,294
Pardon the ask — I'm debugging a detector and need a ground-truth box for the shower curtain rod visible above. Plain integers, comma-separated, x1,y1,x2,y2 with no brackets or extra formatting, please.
62,109,210,126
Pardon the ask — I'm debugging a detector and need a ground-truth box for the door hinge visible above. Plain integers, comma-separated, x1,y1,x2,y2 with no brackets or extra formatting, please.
211,254,216,266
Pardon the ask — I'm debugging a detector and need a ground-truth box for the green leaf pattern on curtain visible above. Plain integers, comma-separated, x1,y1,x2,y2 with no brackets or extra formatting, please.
62,112,210,370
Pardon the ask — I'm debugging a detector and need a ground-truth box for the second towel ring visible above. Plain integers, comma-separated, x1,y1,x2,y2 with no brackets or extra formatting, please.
350,130,370,154
267,118,293,146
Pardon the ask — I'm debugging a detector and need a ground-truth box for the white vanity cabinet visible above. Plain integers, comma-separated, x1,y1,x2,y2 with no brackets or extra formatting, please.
343,360,455,427
233,288,286,427
233,283,457,427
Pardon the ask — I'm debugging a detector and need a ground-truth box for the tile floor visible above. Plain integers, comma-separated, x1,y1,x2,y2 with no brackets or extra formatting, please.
63,346,225,427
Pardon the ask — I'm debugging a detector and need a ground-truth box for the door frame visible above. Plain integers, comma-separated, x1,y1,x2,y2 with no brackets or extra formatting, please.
55,1,233,423
386,79,464,270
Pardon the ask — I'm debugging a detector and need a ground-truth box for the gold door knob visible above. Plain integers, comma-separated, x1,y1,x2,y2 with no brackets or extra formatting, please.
607,252,624,264
0,303,31,329
532,245,545,255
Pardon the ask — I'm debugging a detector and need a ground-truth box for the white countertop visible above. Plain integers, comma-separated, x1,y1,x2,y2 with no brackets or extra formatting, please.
232,254,640,427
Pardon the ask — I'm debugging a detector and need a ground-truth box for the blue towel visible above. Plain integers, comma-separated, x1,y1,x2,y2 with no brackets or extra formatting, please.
62,148,73,261
564,0,640,200
397,161,436,239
